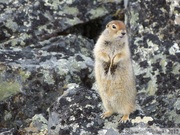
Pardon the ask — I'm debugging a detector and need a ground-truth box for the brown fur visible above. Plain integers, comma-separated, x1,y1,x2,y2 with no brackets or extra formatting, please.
93,20,137,122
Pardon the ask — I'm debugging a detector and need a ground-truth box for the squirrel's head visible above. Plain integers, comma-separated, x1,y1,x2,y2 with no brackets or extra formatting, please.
103,20,127,40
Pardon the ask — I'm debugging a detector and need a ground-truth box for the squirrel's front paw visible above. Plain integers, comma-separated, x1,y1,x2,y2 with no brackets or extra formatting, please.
113,53,122,64
99,51,110,62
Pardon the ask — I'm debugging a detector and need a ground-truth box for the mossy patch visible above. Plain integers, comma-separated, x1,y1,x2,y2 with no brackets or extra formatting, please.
0,69,29,101
0,77,21,101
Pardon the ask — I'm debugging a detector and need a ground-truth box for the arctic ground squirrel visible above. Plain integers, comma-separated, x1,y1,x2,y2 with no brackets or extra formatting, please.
94,20,137,122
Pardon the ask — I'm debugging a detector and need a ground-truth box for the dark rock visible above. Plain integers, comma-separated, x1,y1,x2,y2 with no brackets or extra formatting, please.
0,0,180,134
105,128,119,135
48,87,103,135
141,96,154,106
0,0,122,47
129,0,179,129
0,128,15,135
0,34,95,133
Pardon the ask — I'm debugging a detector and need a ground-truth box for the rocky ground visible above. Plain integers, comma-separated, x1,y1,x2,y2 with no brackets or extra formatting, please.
0,0,179,135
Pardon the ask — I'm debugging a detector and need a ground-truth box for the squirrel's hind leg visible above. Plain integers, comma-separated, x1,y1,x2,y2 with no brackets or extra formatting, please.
101,111,113,119
119,114,129,123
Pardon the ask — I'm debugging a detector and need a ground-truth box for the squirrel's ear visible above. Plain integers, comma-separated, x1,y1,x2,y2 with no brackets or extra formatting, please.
106,23,110,28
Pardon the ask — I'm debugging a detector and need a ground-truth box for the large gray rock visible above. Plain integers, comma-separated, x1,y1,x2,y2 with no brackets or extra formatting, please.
0,0,122,47
48,86,147,135
48,87,103,135
128,0,180,128
0,0,179,134
48,0,180,134
48,86,167,135
0,0,123,133
0,34,95,133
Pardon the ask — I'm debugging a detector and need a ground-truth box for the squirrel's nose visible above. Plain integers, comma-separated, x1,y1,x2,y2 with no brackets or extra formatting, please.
121,32,126,35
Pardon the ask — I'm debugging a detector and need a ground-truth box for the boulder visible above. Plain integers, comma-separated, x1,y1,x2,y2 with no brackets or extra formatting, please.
0,0,179,134
48,0,180,134
0,0,123,133
128,0,179,128
0,34,94,133
0,0,122,47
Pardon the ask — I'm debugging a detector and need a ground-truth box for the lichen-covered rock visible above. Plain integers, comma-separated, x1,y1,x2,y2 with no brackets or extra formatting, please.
0,68,22,101
0,34,94,95
0,0,180,134
48,0,180,134
48,87,103,135
0,128,15,135
0,0,122,134
0,0,122,47
1,0,123,133
22,114,48,135
0,34,94,132
127,0,180,128
48,86,157,135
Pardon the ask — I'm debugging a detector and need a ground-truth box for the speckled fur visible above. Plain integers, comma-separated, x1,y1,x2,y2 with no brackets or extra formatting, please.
94,20,137,122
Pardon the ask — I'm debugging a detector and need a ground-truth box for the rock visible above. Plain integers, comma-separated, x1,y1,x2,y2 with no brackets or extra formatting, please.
48,86,160,135
22,114,48,134
0,34,95,132
0,68,22,101
105,128,119,135
121,122,179,135
48,86,103,135
127,0,180,128
1,0,122,132
0,0,180,134
174,99,180,114
48,0,180,134
1,0,121,132
0,0,122,47
0,128,15,135
131,116,153,124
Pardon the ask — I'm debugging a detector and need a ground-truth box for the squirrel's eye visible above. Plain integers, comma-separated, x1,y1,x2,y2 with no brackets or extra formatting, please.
112,24,116,29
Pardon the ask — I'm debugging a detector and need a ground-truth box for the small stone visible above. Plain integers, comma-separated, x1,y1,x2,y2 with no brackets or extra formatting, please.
174,99,180,114
131,116,153,124
105,128,119,135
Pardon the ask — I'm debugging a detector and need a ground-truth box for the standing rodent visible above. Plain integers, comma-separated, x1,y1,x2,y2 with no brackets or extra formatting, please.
93,20,137,122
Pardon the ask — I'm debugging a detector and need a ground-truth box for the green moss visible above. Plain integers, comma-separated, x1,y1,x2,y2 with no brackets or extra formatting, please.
0,69,29,101
5,19,18,32
43,70,55,85
172,62,180,74
147,80,157,95
88,7,108,19
18,70,31,82
130,9,139,27
45,0,61,10
0,77,21,101
63,7,79,15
